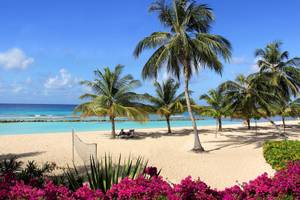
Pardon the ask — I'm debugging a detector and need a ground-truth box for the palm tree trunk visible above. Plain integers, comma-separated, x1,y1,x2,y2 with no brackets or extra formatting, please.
246,118,251,130
111,116,116,138
282,116,286,132
183,67,204,152
166,115,172,134
218,117,222,131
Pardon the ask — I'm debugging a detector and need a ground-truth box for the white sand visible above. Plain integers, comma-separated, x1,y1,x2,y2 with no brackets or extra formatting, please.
0,120,299,189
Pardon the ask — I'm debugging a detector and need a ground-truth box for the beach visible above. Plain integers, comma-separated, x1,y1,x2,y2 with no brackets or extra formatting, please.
0,120,299,189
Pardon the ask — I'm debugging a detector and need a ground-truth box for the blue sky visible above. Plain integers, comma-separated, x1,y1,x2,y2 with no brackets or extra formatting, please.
0,0,300,104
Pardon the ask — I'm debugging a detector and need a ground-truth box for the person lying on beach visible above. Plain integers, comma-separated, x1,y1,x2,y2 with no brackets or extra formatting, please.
117,129,135,138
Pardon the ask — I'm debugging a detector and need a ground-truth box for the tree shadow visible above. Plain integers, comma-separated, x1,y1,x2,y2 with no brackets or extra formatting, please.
125,128,193,140
204,127,299,153
0,151,46,160
115,124,300,152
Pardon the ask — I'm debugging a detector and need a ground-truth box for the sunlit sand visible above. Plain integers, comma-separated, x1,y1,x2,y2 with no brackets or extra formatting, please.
0,120,299,189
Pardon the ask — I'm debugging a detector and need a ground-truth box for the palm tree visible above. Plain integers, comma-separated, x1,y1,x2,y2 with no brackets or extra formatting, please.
273,98,300,131
255,41,300,99
198,89,227,131
144,78,186,133
75,65,148,138
219,74,274,130
134,0,231,152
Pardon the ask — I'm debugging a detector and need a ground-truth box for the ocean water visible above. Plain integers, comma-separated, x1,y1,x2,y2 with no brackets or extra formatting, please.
0,104,76,119
0,103,242,135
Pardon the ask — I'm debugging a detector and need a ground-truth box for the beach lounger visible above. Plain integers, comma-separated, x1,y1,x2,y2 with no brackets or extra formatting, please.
118,129,135,138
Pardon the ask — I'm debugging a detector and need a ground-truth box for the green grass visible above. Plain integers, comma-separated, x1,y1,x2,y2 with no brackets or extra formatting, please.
263,140,300,170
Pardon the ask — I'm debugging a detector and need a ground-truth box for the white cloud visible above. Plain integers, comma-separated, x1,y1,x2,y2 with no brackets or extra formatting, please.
44,68,80,89
0,48,34,69
250,58,260,72
230,56,247,65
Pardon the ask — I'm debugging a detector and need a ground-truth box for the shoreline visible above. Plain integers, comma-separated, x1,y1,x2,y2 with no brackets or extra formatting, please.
0,119,295,137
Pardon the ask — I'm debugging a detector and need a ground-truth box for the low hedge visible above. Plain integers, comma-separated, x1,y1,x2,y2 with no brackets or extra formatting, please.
263,140,300,170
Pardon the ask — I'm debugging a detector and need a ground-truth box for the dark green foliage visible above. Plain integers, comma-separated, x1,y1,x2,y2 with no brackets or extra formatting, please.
0,157,56,187
263,140,300,170
64,154,148,192
17,161,56,186
0,157,22,174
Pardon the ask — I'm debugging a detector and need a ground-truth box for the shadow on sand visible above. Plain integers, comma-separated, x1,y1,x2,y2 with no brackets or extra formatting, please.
118,124,300,153
0,151,46,160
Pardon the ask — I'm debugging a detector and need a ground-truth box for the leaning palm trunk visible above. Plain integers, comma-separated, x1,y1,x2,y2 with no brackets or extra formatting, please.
184,69,204,152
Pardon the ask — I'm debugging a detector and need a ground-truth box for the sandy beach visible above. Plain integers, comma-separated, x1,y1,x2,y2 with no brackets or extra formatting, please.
0,120,299,189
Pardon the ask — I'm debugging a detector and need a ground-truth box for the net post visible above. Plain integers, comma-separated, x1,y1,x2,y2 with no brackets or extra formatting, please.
95,143,98,160
72,129,75,163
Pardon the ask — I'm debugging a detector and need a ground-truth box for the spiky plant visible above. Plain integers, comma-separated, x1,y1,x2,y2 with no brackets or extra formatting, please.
134,0,231,152
64,154,148,192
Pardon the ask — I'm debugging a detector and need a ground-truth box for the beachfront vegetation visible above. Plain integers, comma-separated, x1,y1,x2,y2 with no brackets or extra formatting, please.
75,65,148,138
73,1,300,148
134,0,232,151
255,41,300,99
271,98,300,131
1,156,300,199
219,74,274,130
212,41,300,131
65,155,148,192
198,89,228,131
263,140,300,171
143,78,186,133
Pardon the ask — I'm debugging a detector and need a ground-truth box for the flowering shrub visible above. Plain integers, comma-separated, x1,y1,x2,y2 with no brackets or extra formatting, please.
174,176,221,200
0,162,299,199
263,140,300,170
106,176,175,200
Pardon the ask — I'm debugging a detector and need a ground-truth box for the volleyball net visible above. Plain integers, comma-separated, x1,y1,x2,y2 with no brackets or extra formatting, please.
72,129,97,164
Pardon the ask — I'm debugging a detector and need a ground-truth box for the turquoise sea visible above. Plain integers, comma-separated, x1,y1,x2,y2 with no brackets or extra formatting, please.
0,103,242,135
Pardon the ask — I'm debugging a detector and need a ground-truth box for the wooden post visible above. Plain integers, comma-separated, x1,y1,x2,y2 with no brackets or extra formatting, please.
72,129,75,163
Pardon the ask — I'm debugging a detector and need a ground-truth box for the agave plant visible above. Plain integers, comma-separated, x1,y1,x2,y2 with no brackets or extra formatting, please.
64,154,148,192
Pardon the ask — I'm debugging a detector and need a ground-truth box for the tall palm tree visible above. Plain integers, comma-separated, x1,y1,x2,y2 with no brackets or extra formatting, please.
144,78,186,133
75,65,148,138
199,89,227,131
255,41,300,99
134,0,231,152
219,74,274,130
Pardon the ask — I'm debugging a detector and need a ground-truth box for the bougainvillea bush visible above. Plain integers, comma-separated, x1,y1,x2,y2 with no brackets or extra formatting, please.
0,161,300,199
